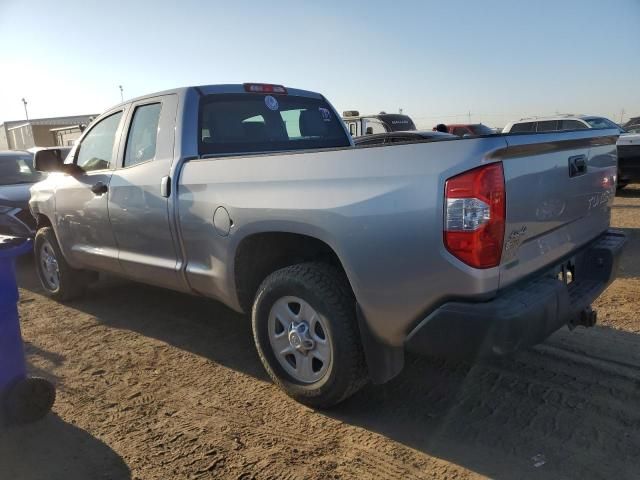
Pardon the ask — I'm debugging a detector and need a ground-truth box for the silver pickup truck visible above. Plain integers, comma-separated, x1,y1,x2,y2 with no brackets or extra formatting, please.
30,83,626,407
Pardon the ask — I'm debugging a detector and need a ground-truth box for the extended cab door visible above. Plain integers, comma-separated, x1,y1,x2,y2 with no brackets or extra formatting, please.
107,94,184,291
53,109,125,273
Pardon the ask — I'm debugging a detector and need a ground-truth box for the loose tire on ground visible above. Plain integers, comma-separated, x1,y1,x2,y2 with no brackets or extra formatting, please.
34,227,92,301
3,377,56,426
252,262,368,408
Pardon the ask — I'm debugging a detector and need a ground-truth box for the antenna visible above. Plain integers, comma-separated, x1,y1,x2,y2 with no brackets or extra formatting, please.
119,85,124,103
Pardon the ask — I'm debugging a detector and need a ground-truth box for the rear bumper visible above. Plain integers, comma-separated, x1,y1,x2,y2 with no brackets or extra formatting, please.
405,229,627,359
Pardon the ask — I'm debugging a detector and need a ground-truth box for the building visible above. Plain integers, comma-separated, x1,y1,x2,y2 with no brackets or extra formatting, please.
624,116,640,129
0,114,96,150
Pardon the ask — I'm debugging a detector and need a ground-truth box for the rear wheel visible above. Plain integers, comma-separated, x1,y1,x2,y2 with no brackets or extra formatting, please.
252,263,368,408
34,227,92,301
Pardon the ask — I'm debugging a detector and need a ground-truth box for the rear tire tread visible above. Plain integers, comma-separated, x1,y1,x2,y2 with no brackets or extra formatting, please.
252,262,368,408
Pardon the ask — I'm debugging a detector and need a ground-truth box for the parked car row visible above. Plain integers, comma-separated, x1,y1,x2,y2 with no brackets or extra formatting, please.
343,110,638,188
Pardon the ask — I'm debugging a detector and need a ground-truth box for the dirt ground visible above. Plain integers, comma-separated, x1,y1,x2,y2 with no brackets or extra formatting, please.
1,187,640,480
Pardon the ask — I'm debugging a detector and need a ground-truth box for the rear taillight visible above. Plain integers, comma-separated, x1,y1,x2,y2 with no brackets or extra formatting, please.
243,83,288,94
444,162,505,268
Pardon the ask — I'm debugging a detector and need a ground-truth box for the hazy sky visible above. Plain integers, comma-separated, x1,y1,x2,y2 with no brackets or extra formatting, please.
1,0,639,129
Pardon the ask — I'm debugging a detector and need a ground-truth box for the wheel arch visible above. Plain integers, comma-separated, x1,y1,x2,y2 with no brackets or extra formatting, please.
34,213,53,230
232,229,404,385
233,231,352,314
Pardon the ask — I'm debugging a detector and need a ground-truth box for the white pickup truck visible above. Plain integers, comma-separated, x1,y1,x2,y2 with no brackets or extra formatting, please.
30,83,626,407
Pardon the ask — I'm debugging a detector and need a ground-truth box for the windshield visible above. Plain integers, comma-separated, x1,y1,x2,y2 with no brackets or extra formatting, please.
0,155,43,185
585,117,621,130
470,124,495,135
199,94,350,155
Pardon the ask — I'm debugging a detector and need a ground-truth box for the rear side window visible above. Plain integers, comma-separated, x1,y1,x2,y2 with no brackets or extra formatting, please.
124,103,162,167
199,94,350,155
536,120,559,132
560,120,588,130
510,122,535,133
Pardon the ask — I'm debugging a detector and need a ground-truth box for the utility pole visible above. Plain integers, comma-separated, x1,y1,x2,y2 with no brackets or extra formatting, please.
119,85,124,103
620,109,625,124
468,110,471,123
21,98,29,120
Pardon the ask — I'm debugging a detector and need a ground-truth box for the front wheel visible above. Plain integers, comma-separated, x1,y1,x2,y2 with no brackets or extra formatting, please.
34,227,92,301
252,263,368,408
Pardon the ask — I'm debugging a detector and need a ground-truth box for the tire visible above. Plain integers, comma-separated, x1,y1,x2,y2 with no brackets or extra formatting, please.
34,227,91,301
252,262,368,408
3,377,56,426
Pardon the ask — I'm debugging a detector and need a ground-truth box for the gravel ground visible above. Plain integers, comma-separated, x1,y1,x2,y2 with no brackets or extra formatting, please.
1,186,639,480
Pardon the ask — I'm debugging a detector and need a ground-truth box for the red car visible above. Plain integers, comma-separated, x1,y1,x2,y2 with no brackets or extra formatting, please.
434,123,495,137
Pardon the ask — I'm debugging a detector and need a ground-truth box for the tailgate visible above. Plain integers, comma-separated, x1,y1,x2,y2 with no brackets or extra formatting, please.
498,129,619,288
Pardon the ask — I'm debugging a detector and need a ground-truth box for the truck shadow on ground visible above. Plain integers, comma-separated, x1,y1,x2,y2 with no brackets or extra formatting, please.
16,257,640,480
616,185,640,198
614,227,639,279
334,325,640,479
0,414,131,479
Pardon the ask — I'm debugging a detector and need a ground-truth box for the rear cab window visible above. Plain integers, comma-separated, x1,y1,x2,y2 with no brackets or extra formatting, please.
198,94,350,155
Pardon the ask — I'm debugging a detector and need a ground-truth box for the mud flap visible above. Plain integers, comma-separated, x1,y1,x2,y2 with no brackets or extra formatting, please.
356,304,404,384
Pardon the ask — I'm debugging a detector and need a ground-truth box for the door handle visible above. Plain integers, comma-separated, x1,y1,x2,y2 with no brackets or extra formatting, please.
568,155,587,178
91,182,109,195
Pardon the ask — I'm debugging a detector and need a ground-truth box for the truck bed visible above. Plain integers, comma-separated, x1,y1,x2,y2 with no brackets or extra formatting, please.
177,128,619,346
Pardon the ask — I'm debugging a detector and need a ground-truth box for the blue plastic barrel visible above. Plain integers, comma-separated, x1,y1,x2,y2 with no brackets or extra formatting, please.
0,236,32,394
0,235,55,425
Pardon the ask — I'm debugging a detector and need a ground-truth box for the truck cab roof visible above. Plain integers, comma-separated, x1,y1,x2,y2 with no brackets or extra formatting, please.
110,84,325,111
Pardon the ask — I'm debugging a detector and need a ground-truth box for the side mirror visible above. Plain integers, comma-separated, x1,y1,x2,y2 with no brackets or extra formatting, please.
34,148,65,172
34,148,83,175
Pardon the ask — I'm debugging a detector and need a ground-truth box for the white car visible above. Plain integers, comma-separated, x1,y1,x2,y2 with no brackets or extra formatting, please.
502,114,622,134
